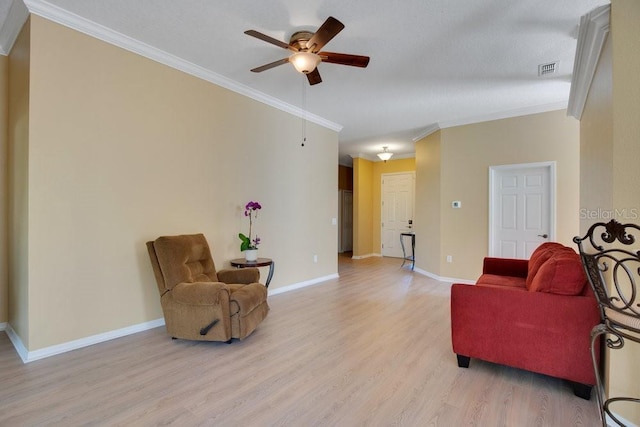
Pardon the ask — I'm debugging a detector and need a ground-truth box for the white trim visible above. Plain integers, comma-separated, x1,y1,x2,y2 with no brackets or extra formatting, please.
488,161,557,258
5,323,29,362
413,267,475,285
6,318,165,363
268,273,339,296
0,322,6,331
567,4,610,120
412,123,441,142
439,101,568,130
22,0,342,133
3,271,343,362
0,0,29,55
350,153,416,163
351,253,382,260
411,102,569,143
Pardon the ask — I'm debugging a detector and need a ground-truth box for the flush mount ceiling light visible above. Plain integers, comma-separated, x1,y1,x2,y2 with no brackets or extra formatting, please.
290,51,322,74
377,146,393,162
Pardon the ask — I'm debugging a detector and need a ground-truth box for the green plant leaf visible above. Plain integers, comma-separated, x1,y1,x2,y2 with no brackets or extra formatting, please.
239,233,250,251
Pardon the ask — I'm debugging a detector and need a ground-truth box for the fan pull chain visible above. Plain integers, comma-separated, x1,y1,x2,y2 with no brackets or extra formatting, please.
301,77,307,147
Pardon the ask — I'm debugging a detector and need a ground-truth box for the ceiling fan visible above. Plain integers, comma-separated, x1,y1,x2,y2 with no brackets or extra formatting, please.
245,16,370,85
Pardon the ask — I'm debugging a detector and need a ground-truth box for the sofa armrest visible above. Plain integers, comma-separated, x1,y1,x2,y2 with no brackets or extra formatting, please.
450,283,600,385
217,268,260,285
482,257,528,278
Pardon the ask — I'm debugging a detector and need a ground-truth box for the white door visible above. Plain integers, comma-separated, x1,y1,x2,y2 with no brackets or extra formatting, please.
381,173,415,258
489,163,555,259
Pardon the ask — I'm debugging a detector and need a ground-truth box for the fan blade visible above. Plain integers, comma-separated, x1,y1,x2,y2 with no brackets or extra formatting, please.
319,52,370,68
306,16,344,53
250,58,290,73
245,30,297,51
306,68,322,85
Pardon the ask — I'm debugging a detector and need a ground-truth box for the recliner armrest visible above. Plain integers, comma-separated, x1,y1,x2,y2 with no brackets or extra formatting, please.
171,281,230,305
482,257,528,278
217,268,260,285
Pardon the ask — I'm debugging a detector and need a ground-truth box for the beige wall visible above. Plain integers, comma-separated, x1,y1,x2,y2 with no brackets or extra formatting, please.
414,131,441,274
571,1,639,422
579,29,613,233
7,18,30,345
352,157,373,257
0,53,7,324
610,0,640,421
11,16,338,351
415,110,580,280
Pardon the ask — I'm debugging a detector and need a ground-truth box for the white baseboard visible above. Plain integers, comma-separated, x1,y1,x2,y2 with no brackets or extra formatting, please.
413,267,475,285
6,318,165,363
268,273,339,296
3,272,342,363
5,324,29,362
351,253,382,260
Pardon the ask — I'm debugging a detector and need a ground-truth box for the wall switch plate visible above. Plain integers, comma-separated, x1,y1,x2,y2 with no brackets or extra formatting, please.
446,255,453,263
331,218,337,225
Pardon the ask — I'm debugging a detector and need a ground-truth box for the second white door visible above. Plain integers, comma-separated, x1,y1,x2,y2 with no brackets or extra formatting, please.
489,163,555,259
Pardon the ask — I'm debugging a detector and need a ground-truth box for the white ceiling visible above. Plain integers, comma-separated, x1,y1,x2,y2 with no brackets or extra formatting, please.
1,0,609,165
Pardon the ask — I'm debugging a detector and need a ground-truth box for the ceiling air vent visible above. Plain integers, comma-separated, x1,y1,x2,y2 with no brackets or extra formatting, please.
538,61,558,77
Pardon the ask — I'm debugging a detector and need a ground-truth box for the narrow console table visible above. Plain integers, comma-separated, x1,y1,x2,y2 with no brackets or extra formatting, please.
230,257,275,288
400,232,415,270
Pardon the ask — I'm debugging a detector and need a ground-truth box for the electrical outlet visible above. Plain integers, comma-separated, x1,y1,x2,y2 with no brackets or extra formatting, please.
446,255,453,263
313,254,318,263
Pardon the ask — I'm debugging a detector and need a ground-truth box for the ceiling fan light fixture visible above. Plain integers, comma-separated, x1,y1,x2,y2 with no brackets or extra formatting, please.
290,51,321,74
377,146,393,162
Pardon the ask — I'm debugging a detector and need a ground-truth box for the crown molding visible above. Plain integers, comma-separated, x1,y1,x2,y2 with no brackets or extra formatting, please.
350,152,415,163
439,101,569,129
22,0,343,133
567,4,610,120
412,123,440,142
411,101,569,142
0,0,29,55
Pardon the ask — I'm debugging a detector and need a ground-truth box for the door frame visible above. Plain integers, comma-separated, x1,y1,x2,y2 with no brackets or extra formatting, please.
488,161,557,257
381,171,415,257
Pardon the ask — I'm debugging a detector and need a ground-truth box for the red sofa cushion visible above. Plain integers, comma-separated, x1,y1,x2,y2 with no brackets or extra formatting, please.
528,251,587,295
526,242,565,289
477,274,526,289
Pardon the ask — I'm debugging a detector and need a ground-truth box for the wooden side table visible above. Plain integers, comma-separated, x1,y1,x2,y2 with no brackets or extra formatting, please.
230,257,275,288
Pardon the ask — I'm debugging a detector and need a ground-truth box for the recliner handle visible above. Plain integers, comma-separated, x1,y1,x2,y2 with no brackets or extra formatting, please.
200,319,219,335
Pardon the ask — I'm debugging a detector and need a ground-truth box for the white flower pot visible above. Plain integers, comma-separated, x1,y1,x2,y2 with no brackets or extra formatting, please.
244,249,258,262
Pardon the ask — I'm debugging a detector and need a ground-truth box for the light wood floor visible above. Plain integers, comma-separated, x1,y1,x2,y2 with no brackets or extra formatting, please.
0,255,600,426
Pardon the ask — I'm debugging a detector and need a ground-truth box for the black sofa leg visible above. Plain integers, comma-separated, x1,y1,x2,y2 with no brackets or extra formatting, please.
456,354,470,368
571,382,592,400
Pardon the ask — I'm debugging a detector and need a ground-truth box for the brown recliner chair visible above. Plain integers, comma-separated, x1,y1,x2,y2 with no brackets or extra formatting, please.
146,233,269,342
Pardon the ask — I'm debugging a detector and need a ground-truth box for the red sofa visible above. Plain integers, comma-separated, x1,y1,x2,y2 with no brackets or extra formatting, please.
450,242,601,399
